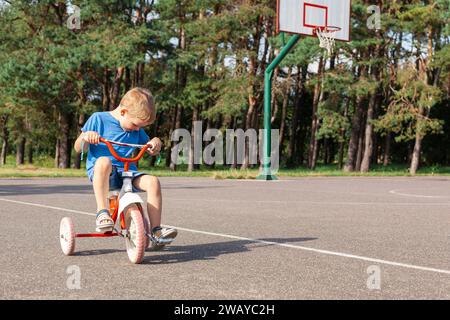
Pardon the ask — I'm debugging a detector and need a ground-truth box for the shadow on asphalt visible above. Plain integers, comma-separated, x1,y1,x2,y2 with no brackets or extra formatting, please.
160,185,228,190
74,249,122,256
141,237,318,265
0,184,93,196
0,183,226,196
70,237,318,264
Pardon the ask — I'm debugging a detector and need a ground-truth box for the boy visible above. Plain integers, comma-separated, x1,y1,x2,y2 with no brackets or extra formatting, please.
74,87,177,248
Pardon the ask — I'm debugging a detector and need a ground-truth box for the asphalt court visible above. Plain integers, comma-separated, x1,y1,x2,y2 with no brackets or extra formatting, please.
0,176,449,299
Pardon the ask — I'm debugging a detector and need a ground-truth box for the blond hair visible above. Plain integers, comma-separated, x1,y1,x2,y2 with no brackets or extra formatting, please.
120,87,155,124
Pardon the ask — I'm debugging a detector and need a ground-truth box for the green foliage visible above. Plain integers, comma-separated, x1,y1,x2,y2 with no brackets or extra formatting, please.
316,106,350,142
0,0,449,172
207,75,249,119
374,65,444,142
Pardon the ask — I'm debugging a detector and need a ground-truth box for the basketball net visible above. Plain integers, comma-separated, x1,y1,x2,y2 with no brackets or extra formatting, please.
315,26,340,57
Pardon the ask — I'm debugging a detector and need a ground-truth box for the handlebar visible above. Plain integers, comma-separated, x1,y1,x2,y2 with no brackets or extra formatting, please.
99,137,154,171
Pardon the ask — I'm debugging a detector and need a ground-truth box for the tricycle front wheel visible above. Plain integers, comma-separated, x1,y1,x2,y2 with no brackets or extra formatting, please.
124,207,146,264
143,216,151,249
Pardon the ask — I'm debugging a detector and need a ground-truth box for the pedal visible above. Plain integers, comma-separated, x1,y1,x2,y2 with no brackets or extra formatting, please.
95,226,114,233
155,238,174,245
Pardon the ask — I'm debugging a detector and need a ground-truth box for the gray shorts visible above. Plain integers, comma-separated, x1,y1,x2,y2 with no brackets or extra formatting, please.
88,165,147,193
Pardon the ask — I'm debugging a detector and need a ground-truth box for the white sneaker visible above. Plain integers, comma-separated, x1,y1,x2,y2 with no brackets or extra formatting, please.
148,227,178,251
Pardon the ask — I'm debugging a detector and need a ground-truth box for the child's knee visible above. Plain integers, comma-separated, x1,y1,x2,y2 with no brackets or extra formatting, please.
94,157,112,173
145,175,160,192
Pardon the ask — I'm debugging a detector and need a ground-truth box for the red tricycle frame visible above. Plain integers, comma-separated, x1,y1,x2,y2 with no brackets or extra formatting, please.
59,136,154,264
74,137,151,239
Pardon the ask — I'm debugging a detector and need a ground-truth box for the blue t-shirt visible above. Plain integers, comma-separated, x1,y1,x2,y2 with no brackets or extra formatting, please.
81,112,150,178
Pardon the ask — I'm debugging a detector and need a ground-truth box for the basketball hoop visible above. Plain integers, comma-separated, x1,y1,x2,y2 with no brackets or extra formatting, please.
314,26,341,56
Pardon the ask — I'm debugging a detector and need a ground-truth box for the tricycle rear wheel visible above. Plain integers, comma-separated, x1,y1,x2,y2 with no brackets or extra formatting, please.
60,217,75,256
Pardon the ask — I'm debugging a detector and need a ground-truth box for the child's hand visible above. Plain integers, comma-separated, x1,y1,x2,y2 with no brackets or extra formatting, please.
82,131,100,145
147,137,162,156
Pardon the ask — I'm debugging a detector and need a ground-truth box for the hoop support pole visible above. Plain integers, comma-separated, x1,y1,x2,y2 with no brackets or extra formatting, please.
257,34,301,181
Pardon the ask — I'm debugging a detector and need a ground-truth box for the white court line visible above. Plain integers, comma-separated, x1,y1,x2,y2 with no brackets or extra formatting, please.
165,181,449,200
164,225,450,276
232,177,450,182
0,198,95,217
165,197,450,206
389,189,450,199
1,197,449,276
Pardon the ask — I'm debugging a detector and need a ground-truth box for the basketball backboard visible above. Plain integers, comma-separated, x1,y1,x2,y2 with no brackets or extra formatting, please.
277,0,351,42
